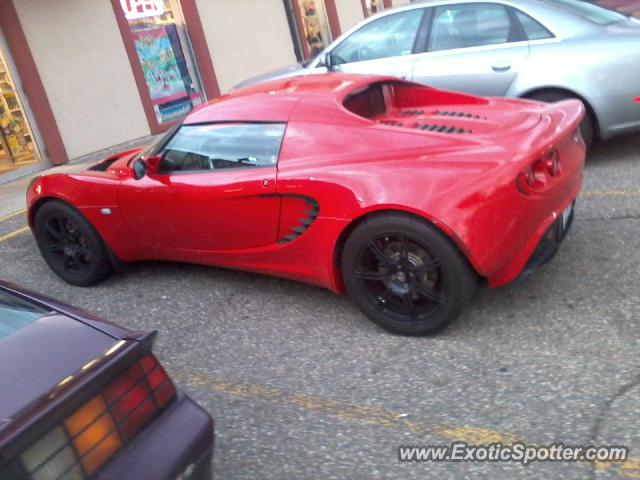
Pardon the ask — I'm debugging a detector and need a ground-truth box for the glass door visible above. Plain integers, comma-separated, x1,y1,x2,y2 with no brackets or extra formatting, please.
0,48,40,174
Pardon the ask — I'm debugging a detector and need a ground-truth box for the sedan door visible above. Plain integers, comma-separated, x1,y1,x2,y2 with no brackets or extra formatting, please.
326,7,428,81
412,3,530,97
119,123,286,252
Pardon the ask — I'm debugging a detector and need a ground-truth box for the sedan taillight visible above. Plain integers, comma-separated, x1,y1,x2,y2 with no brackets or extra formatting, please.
13,354,176,480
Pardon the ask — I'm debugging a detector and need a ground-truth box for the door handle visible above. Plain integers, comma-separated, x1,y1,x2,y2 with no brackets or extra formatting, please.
491,62,512,72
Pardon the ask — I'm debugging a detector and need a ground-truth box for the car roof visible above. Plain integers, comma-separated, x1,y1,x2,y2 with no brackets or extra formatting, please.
337,0,598,40
184,74,399,125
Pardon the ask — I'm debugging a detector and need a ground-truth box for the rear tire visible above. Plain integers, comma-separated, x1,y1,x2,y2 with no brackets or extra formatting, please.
341,213,476,335
34,200,112,286
528,91,595,148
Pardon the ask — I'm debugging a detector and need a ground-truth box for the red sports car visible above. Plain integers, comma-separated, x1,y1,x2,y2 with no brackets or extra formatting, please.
27,74,585,335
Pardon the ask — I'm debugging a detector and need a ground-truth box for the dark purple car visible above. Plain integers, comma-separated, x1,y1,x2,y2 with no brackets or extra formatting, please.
0,281,213,480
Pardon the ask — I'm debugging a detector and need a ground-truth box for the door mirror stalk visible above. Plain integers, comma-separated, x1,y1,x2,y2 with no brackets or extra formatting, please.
319,51,336,71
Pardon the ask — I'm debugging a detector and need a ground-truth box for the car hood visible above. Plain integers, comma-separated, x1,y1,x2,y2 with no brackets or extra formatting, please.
232,63,310,91
0,313,119,429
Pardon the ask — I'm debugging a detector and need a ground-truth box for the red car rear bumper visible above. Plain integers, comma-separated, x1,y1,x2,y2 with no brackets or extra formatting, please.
479,133,584,288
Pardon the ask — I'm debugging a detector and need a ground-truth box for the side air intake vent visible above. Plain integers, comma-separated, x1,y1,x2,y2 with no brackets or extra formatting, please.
277,197,319,244
417,124,472,134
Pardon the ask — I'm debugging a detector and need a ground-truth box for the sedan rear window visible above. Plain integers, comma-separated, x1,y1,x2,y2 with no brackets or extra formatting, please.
549,0,628,25
0,290,48,341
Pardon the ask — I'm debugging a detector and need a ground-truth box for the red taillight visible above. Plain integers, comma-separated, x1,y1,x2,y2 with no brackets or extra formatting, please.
545,149,560,176
516,149,560,196
18,354,176,479
104,355,176,440
634,97,640,104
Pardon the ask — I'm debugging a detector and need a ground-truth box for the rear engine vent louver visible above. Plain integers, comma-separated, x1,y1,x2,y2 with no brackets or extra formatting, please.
380,121,403,127
400,110,425,116
435,110,487,120
417,124,472,134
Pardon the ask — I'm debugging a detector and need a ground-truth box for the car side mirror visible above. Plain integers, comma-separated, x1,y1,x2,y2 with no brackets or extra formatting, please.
320,51,335,71
133,155,161,180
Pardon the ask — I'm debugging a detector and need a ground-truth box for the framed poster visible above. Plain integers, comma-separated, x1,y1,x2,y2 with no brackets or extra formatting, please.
132,26,188,106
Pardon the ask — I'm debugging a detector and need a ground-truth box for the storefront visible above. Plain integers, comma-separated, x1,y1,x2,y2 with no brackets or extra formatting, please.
0,40,43,176
0,0,408,181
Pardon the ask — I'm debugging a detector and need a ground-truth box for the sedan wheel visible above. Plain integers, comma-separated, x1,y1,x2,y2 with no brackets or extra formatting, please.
342,214,476,335
34,201,112,286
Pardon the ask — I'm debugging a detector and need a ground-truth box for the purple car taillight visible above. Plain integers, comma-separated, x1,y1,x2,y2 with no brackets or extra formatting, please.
12,354,176,480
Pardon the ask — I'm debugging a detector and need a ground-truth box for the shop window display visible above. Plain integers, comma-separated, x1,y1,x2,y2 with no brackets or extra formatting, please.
297,0,333,57
121,0,204,124
363,0,386,17
0,48,39,174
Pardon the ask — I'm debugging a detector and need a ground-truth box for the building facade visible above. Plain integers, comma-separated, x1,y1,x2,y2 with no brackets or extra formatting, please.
0,0,412,179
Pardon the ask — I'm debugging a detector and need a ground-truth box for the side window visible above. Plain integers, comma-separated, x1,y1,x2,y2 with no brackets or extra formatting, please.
429,3,517,52
514,10,554,40
330,9,425,65
159,123,286,174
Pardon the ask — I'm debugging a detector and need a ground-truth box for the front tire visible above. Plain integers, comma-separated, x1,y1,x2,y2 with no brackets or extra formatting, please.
341,214,476,335
34,200,112,286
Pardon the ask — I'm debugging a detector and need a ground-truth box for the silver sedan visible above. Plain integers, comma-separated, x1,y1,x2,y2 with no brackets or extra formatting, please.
235,0,640,146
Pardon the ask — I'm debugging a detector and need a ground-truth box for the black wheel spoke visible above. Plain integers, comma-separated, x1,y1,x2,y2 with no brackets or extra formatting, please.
45,222,63,240
62,252,73,271
414,284,446,304
404,293,416,317
399,235,409,262
412,259,440,275
355,270,386,282
368,239,392,266
48,244,64,253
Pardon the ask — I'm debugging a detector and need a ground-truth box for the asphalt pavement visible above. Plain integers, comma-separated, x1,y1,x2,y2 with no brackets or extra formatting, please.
0,134,638,479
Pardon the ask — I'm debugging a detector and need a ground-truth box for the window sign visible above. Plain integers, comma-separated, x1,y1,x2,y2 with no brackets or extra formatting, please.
121,0,165,20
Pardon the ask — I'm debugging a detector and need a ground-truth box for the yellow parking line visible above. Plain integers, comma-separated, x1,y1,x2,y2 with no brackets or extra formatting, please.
0,209,26,224
180,372,639,478
0,226,30,244
581,190,640,198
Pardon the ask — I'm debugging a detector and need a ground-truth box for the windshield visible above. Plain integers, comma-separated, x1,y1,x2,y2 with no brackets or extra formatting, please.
0,290,48,341
550,0,628,25
134,124,181,161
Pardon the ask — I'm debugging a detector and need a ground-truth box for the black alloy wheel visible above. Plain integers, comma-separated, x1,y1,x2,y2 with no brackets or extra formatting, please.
34,201,112,286
342,214,476,335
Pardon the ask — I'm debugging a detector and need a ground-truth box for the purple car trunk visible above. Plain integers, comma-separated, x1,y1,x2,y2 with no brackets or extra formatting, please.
0,313,118,428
